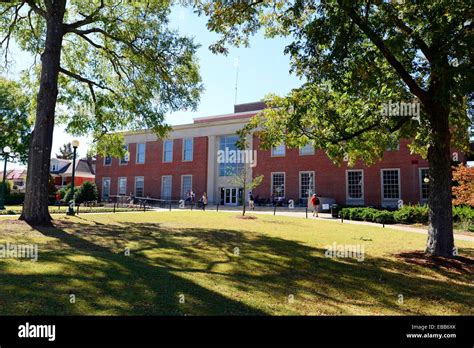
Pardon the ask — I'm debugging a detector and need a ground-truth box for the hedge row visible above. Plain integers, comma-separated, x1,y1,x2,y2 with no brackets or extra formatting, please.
340,205,474,225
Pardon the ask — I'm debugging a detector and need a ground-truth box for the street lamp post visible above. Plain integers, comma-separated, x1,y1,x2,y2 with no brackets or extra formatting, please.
66,140,80,216
0,146,11,210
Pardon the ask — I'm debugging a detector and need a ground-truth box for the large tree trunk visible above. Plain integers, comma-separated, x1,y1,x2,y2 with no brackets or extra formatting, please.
20,1,66,225
425,106,455,257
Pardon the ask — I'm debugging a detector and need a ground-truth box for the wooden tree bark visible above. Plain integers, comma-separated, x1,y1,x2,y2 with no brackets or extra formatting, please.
20,1,66,225
425,106,455,257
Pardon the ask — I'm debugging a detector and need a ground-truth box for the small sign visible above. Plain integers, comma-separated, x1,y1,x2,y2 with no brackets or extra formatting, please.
322,204,329,210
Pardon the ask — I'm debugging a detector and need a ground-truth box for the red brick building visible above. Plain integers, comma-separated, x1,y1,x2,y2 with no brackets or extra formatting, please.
95,102,464,208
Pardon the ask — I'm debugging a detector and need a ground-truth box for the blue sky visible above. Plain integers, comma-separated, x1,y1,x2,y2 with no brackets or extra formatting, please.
4,5,303,167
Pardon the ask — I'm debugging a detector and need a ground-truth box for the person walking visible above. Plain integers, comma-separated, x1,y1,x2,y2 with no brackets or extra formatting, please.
200,192,208,211
311,193,320,217
248,191,255,210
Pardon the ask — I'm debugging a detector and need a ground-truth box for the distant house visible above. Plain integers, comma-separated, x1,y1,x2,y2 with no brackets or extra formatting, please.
50,158,95,187
0,169,27,193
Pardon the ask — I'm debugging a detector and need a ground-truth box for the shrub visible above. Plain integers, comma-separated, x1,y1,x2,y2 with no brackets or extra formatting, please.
75,181,98,204
373,210,395,224
452,205,474,222
5,193,25,205
393,205,428,224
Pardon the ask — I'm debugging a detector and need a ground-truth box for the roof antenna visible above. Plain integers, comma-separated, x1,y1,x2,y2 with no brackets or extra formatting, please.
234,57,240,106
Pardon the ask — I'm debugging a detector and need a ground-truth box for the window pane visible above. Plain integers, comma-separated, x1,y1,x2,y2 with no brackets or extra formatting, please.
135,177,144,197
382,170,399,199
219,135,243,176
272,144,285,156
102,179,111,199
347,171,363,199
137,143,146,164
181,175,192,198
183,138,193,161
299,143,314,156
300,172,314,198
104,156,112,165
162,176,172,200
420,169,429,200
118,178,127,196
272,173,285,198
120,144,129,164
163,140,173,162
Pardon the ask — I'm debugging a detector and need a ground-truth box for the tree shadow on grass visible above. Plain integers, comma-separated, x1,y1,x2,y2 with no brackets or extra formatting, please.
0,219,472,315
0,223,266,315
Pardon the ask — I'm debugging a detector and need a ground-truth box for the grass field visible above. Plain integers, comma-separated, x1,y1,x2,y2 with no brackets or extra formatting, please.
0,211,472,315
0,205,139,215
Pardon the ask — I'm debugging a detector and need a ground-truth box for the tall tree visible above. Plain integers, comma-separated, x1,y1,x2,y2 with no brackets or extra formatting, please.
0,77,32,162
1,1,203,224
198,0,472,257
56,142,73,160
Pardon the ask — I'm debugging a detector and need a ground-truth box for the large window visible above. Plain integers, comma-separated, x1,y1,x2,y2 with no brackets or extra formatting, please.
183,138,193,161
135,176,144,197
381,169,400,200
161,175,172,200
271,144,285,157
181,175,192,198
163,140,173,162
102,178,111,200
103,155,112,166
271,172,285,198
299,172,314,198
419,168,429,201
120,144,129,165
118,177,127,196
299,142,314,156
219,135,243,176
347,170,364,200
136,143,146,164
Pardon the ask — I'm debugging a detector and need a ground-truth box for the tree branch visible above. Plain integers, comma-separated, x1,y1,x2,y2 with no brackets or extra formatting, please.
380,2,434,62
58,66,117,101
337,1,429,104
24,0,47,18
62,0,105,31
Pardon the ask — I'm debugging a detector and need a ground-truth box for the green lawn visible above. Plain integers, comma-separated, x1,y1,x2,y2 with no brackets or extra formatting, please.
0,205,139,215
0,211,472,315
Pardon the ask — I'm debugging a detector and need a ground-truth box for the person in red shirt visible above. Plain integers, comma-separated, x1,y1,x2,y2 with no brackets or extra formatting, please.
311,193,320,217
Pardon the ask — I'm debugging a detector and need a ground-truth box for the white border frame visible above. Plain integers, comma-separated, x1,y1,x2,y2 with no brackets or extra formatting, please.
271,171,286,198
117,177,127,196
271,144,286,157
161,175,172,199
419,167,429,202
136,143,146,164
346,169,364,201
134,176,144,197
119,144,129,166
182,138,194,162
102,177,111,200
380,168,401,202
299,171,315,199
181,174,193,198
103,155,112,166
299,143,315,156
162,139,173,163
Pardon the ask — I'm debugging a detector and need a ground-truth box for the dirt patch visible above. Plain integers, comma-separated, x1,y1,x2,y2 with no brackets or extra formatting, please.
235,215,258,220
395,251,474,275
